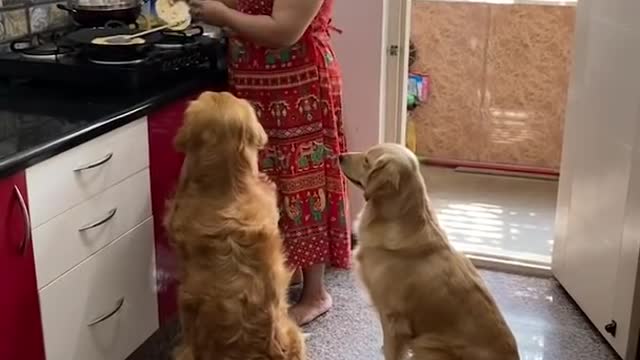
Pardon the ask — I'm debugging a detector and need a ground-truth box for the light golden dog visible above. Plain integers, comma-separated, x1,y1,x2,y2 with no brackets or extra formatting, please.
165,91,305,360
339,143,519,360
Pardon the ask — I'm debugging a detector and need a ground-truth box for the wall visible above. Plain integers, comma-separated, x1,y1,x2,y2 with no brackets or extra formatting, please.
410,2,575,171
0,0,69,44
553,0,640,357
332,0,386,221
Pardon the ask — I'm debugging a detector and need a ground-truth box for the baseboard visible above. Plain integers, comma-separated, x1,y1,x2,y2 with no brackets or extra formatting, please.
467,253,552,278
419,156,559,177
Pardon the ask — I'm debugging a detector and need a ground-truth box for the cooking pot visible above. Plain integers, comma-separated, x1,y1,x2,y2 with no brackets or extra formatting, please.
57,0,143,27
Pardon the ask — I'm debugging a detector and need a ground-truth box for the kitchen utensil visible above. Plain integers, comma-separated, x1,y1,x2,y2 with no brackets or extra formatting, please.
57,3,141,27
71,0,140,10
90,22,183,45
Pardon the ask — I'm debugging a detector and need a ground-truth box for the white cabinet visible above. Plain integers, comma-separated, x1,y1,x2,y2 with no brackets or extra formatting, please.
552,0,640,358
26,119,149,228
26,117,158,360
32,169,152,289
39,219,158,360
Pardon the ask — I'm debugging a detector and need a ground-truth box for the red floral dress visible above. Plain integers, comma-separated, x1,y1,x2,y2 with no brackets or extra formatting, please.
228,0,350,269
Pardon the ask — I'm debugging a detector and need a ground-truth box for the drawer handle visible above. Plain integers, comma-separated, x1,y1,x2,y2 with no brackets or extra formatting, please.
73,152,113,172
78,208,118,232
13,185,31,255
87,297,125,327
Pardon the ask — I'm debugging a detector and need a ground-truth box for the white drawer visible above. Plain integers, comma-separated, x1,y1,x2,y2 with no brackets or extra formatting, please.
27,118,149,228
33,168,152,289
39,218,158,360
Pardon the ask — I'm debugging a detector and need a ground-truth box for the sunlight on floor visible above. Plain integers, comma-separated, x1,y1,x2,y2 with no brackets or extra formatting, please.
422,166,558,265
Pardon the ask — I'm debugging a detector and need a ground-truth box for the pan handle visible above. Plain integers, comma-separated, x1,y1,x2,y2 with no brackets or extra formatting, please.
57,3,78,14
10,40,31,53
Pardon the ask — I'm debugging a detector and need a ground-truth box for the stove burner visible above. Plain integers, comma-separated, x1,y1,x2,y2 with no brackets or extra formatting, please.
12,42,75,61
88,58,145,65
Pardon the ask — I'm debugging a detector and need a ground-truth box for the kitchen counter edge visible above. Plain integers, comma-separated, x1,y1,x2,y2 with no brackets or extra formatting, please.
0,78,218,179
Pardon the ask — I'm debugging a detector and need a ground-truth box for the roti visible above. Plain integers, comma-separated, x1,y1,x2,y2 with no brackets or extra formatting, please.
91,36,146,46
156,0,191,30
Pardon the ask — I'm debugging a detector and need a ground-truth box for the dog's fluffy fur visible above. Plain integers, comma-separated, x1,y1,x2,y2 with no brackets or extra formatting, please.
165,92,305,360
340,143,519,360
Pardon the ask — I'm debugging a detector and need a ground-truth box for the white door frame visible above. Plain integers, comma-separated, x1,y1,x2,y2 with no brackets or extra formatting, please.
381,0,411,145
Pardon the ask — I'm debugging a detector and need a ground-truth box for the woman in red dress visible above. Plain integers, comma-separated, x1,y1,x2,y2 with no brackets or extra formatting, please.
189,0,350,325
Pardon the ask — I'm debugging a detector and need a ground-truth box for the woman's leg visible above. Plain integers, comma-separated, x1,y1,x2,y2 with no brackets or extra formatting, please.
291,267,303,286
289,263,333,326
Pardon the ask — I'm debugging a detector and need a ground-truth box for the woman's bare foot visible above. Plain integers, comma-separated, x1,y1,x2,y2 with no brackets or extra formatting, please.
288,263,332,326
289,291,333,326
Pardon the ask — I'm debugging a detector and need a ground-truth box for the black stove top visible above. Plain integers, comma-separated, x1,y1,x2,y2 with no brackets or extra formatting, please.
0,26,228,91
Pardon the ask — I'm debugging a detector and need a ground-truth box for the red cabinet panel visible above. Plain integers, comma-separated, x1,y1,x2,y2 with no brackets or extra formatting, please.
148,95,195,325
0,172,45,360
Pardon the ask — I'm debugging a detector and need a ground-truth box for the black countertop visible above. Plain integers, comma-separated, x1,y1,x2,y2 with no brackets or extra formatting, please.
0,75,224,178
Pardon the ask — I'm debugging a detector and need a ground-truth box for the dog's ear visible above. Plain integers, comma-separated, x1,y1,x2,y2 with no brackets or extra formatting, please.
364,155,400,201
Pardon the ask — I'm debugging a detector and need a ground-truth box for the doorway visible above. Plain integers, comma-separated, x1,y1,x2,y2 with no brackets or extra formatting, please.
383,1,576,274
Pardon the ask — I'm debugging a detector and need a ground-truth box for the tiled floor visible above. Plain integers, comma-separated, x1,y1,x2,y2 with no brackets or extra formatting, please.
129,269,619,360
423,166,558,265
128,167,614,360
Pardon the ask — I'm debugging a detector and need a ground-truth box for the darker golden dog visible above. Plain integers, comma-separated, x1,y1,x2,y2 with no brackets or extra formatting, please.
165,91,305,360
340,143,519,360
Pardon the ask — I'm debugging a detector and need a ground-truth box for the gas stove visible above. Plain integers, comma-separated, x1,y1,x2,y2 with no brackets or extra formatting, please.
0,26,227,91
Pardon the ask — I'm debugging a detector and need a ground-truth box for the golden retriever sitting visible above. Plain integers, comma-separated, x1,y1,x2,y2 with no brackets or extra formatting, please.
164,92,305,360
339,143,519,360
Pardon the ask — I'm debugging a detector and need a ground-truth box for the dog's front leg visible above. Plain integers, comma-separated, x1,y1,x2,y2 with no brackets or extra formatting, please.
380,314,409,360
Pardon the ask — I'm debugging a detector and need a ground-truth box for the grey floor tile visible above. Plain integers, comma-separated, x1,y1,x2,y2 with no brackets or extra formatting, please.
128,269,619,360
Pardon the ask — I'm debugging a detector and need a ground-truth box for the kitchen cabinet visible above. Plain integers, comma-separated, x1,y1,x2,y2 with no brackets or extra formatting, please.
26,118,156,360
0,172,46,360
27,119,150,289
39,219,157,360
148,97,191,325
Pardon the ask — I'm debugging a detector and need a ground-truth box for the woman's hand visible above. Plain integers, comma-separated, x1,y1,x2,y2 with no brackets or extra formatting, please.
197,0,323,48
189,0,231,26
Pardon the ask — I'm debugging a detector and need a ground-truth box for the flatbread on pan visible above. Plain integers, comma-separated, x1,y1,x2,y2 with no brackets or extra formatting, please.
156,0,191,30
91,36,146,45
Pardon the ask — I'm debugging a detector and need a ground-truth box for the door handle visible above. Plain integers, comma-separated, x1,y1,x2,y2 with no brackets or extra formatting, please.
87,297,125,326
13,185,31,255
73,152,113,172
604,320,617,337
78,208,118,232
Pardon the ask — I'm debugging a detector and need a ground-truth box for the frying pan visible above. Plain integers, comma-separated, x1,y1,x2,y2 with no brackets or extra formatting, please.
65,27,163,62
